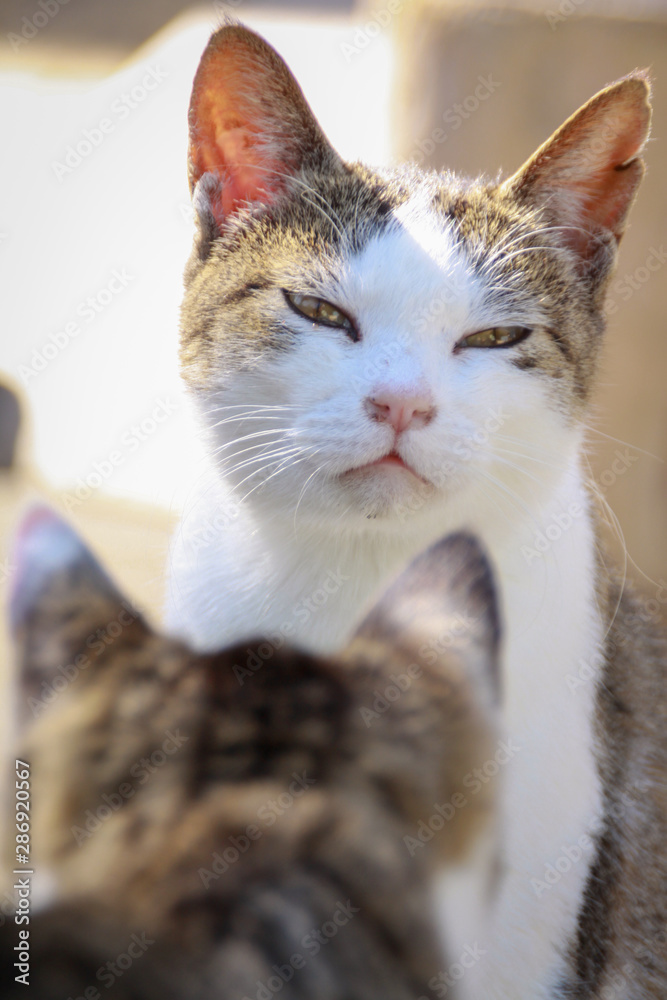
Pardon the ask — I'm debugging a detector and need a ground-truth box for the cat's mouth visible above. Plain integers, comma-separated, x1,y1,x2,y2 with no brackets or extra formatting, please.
344,450,428,482
369,451,410,470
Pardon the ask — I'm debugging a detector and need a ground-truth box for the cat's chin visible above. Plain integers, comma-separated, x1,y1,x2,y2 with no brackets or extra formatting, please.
337,457,439,520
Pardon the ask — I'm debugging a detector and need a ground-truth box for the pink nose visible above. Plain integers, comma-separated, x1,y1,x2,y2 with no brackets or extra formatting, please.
365,391,436,434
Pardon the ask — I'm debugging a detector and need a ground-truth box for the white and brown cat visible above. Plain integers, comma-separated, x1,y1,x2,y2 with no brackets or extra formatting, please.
165,24,666,1000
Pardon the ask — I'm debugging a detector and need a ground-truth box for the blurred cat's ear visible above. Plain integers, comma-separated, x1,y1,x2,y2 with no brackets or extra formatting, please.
188,24,341,229
9,507,145,725
356,532,501,707
501,73,651,260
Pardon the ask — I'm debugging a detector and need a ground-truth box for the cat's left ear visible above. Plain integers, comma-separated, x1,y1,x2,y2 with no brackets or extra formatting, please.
355,532,501,710
188,24,341,230
9,507,146,726
501,73,651,261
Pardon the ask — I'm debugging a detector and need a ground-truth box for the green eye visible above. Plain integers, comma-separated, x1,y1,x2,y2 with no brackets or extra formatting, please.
458,326,532,349
284,291,358,341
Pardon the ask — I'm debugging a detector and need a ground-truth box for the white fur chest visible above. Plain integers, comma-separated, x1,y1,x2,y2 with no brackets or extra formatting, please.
434,471,604,1000
165,472,440,655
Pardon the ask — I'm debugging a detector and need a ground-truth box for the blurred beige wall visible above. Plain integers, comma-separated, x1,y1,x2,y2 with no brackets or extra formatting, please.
392,1,667,588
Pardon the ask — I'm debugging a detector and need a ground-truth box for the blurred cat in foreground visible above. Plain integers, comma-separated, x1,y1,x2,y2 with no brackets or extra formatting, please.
1,508,499,999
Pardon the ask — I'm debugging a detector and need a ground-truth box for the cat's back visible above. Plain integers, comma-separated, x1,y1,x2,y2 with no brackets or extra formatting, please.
569,572,667,997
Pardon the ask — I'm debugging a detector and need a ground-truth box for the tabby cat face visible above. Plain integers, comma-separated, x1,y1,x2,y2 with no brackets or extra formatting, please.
181,26,649,528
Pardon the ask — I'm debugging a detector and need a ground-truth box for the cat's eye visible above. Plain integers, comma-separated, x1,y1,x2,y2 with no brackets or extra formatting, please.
284,291,358,341
457,326,532,349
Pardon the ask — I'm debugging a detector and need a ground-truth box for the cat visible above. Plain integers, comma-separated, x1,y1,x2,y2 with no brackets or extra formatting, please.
1,507,499,999
164,23,666,999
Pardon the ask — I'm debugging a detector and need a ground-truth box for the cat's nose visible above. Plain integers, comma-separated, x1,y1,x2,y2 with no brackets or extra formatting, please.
365,390,436,433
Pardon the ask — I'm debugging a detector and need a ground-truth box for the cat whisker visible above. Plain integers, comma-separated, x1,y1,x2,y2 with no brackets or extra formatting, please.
206,404,298,415
218,442,296,475
209,414,295,431
225,448,310,493
351,182,369,254
491,450,546,487
237,450,318,506
494,432,562,455
205,403,300,413
479,224,597,287
223,161,351,251
206,406,300,429
493,443,562,470
584,475,628,637
470,218,530,264
581,423,663,463
299,193,348,249
470,479,519,532
588,467,662,594
293,458,327,529
211,428,299,455
485,223,582,257
473,223,567,274
474,465,543,531
220,444,306,481
483,245,574,281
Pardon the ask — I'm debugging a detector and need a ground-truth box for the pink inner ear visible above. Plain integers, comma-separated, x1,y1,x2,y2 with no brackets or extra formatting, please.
567,161,642,240
189,97,294,222
188,33,304,225
549,89,649,243
510,75,651,255
9,506,86,633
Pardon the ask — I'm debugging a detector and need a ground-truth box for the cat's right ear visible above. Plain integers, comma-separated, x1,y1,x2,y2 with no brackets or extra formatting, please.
9,507,147,726
500,73,651,264
187,24,341,233
355,532,501,707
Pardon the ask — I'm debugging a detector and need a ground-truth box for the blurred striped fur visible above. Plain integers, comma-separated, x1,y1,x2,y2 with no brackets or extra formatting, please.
2,511,499,999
